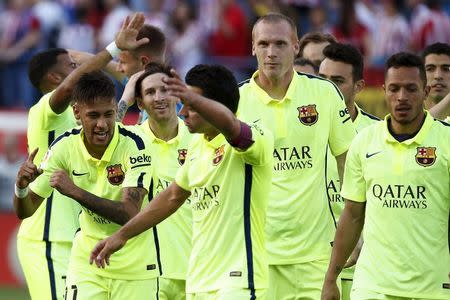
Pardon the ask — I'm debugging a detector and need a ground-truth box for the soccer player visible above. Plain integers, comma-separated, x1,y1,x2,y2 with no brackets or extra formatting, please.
15,12,149,300
133,62,194,299
321,52,450,300
238,13,356,299
15,71,159,299
318,43,380,300
90,64,274,299
422,42,450,122
294,57,318,75
298,31,337,68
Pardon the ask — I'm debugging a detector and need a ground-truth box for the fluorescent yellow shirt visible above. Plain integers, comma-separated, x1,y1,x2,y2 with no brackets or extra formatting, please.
30,124,159,280
341,113,450,299
139,120,193,280
327,105,380,221
18,91,81,242
175,123,273,293
238,71,356,264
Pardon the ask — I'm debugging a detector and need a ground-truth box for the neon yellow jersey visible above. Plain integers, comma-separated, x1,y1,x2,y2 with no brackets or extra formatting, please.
327,105,380,221
341,112,450,299
18,91,81,242
238,71,356,265
30,124,159,280
139,120,193,280
175,123,273,293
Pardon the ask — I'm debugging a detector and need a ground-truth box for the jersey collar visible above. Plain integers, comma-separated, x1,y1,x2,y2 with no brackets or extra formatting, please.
204,132,226,149
79,123,119,163
249,70,298,104
141,119,184,145
383,111,433,145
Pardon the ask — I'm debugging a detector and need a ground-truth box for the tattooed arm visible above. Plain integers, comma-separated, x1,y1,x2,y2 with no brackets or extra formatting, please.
51,170,146,225
116,70,144,122
321,199,365,300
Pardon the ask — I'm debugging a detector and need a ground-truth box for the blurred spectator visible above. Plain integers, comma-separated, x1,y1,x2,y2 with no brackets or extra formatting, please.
98,0,131,49
371,0,410,66
208,0,249,57
31,0,66,48
408,0,450,52
57,2,96,53
332,0,371,58
168,0,204,78
248,0,281,18
0,134,25,211
308,5,332,33
0,0,41,108
144,0,171,34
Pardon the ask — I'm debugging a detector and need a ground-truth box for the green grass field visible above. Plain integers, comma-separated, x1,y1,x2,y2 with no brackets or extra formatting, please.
0,287,29,300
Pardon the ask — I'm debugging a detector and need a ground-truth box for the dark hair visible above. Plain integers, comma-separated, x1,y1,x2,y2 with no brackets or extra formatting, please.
298,32,337,58
253,13,298,39
72,71,116,104
385,52,426,85
323,43,364,81
134,24,166,62
422,42,450,58
28,48,68,90
135,62,173,99
185,64,239,114
294,57,319,73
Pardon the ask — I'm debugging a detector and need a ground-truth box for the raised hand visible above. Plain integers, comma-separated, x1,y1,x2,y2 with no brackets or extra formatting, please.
50,170,77,198
115,12,149,51
89,233,127,268
16,148,42,189
163,69,197,106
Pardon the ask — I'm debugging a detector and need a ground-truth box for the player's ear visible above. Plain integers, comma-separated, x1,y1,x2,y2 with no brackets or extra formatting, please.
72,102,81,120
48,71,62,85
354,79,365,94
141,55,150,68
136,97,143,110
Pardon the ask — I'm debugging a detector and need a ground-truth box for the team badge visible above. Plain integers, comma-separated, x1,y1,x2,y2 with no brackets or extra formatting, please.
415,147,436,167
106,164,125,185
178,149,188,165
212,145,225,166
297,105,318,125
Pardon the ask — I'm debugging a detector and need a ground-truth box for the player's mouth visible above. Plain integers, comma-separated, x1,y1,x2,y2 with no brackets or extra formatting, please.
265,62,279,67
154,104,169,111
431,83,447,90
94,131,109,142
395,105,411,117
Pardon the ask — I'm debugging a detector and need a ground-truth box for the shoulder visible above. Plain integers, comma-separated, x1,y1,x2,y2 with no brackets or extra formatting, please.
118,124,149,150
295,72,344,101
49,127,82,150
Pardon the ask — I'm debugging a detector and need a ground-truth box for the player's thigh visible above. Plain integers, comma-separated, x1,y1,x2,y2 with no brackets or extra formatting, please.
110,277,159,300
159,277,186,300
65,268,108,300
268,260,330,300
18,238,71,300
187,289,266,300
341,278,353,300
350,287,410,300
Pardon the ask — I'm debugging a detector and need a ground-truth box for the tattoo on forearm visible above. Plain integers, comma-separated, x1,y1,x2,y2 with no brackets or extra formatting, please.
116,100,129,122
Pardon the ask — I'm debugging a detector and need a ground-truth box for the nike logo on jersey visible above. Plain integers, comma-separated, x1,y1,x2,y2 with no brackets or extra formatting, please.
366,151,382,158
72,170,88,176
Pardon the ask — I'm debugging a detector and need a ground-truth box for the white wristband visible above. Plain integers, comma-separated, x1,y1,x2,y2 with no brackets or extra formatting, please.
15,184,29,198
106,41,121,59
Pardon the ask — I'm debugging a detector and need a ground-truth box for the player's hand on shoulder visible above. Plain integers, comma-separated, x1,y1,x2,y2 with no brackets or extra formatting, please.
50,170,75,197
90,233,127,268
16,148,42,189
321,278,340,300
115,12,149,51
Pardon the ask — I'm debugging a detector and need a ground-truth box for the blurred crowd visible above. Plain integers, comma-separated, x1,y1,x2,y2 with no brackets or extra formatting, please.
0,0,449,109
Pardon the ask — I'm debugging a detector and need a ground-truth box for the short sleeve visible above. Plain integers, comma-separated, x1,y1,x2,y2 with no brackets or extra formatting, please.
327,84,356,157
175,162,190,192
234,121,274,166
340,135,366,202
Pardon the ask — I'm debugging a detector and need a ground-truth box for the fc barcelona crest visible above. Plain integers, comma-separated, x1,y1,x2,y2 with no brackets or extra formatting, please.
297,105,318,126
178,149,188,165
106,164,125,185
415,147,436,167
212,145,225,166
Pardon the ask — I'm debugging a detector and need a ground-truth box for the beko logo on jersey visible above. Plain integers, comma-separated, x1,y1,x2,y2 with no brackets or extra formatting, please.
273,146,312,171
129,154,151,165
191,185,220,211
372,184,427,209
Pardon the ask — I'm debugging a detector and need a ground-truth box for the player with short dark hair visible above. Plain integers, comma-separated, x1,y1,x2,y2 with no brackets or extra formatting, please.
298,32,337,67
322,52,450,300
90,64,274,299
294,57,318,75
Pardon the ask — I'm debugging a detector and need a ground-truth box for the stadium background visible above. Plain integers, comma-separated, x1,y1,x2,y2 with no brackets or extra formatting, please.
0,0,449,298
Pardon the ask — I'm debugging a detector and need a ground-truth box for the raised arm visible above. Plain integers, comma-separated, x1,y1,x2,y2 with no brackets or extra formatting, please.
321,199,365,300
90,182,190,268
428,92,450,120
49,12,149,114
164,70,241,142
13,148,45,219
